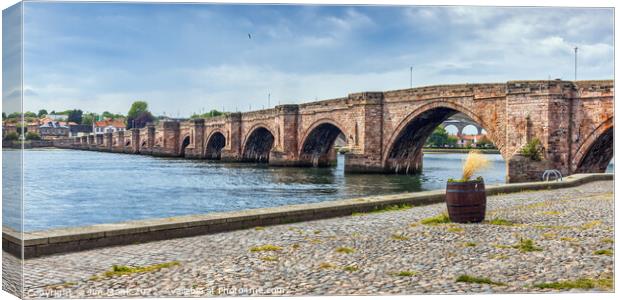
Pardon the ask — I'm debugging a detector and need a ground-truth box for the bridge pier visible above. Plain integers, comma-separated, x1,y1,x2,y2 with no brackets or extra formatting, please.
104,132,113,151
184,119,205,159
130,129,140,154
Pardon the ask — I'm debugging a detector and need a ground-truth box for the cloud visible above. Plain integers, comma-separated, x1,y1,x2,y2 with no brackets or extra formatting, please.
17,3,613,116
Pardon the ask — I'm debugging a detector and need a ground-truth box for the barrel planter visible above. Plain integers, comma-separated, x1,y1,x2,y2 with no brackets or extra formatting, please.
445,179,486,223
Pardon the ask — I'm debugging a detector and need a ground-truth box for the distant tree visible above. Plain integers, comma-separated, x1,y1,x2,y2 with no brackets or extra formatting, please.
426,127,450,147
101,111,125,120
81,113,97,125
2,112,6,120
4,132,18,141
24,111,37,118
37,109,48,117
447,136,458,147
25,132,41,140
67,109,83,124
477,135,495,148
127,101,148,119
7,112,20,119
50,110,56,115
190,109,224,119
129,111,153,129
127,101,152,129
102,111,114,119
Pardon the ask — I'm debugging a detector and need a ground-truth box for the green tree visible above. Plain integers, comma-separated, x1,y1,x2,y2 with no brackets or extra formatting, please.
127,101,148,119
81,113,98,125
4,132,18,141
477,135,495,148
2,112,6,120
25,132,41,140
127,101,151,129
426,127,450,147
15,123,26,134
191,109,224,119
102,111,115,119
24,111,37,118
447,135,458,147
67,109,83,123
37,109,48,117
521,138,543,161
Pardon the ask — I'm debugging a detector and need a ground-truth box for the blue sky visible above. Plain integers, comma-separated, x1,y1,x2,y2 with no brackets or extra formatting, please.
11,3,615,117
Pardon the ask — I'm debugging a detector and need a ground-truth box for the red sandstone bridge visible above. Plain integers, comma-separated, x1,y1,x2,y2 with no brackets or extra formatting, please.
57,80,613,182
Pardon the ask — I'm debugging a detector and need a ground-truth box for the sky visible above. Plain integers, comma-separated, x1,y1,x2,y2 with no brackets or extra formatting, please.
5,2,615,118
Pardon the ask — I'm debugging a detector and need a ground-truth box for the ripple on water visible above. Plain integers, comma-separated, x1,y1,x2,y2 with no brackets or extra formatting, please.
2,148,612,231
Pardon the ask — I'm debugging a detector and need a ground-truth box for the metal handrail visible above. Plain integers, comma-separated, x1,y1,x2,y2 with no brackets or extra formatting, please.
542,169,563,182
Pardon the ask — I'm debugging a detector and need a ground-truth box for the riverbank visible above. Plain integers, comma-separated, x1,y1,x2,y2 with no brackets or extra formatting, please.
4,179,613,296
2,140,54,149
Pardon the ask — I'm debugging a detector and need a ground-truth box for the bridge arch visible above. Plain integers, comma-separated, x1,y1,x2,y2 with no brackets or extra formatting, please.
205,130,226,160
298,119,347,167
573,117,613,173
179,135,191,157
242,124,275,162
383,101,503,174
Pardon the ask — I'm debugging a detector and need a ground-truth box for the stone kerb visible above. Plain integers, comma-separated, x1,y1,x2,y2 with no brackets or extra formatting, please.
3,173,611,259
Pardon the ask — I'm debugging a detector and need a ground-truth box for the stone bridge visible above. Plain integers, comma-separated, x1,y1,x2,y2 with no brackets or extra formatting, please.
56,80,613,182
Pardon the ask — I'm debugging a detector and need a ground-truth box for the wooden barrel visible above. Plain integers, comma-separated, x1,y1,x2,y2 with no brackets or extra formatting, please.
445,179,486,223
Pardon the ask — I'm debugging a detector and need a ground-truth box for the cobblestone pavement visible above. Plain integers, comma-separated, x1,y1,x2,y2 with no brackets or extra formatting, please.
3,181,614,298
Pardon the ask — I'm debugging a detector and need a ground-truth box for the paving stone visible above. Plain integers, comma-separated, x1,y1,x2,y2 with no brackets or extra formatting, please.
1,181,614,298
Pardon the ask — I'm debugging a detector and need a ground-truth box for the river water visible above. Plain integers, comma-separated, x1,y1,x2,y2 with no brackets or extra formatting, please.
2,149,613,231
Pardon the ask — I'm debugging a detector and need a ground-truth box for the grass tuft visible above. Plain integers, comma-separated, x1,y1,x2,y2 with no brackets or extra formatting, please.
343,265,359,272
455,275,505,286
335,247,355,254
581,220,602,230
391,233,410,241
421,213,451,225
533,278,612,290
447,226,464,233
487,218,514,226
352,204,412,216
260,256,278,262
254,226,265,231
319,263,335,269
250,245,282,252
601,238,614,244
513,239,542,252
464,242,477,247
103,261,180,277
392,270,417,277
593,249,613,256
560,237,577,242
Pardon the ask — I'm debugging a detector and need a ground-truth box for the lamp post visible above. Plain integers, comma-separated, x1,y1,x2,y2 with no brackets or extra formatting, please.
409,66,413,88
574,47,578,81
